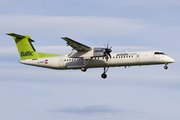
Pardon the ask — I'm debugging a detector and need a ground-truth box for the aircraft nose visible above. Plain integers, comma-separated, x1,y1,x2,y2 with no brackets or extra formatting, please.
168,57,175,63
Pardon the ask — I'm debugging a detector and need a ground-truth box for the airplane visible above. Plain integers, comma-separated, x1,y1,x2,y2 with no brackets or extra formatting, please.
6,33,175,79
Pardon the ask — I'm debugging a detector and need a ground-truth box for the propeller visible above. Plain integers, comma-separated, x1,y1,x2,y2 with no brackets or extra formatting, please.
104,43,112,61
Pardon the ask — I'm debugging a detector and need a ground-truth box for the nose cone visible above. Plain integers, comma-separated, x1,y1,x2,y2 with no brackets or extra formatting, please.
168,57,175,63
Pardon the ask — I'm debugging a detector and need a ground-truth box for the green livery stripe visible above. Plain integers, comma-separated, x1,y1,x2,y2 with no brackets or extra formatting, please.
37,52,64,58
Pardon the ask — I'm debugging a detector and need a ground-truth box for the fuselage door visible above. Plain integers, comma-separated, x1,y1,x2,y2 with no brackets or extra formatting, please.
59,58,64,67
136,54,140,63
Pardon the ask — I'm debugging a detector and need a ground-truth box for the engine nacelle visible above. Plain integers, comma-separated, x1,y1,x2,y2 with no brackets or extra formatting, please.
93,48,106,57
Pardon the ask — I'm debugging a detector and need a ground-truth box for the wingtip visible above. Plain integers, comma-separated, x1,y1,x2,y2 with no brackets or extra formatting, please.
6,33,13,35
61,36,68,39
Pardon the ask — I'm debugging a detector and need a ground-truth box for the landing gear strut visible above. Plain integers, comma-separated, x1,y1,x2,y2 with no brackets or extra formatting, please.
101,67,109,79
81,59,89,72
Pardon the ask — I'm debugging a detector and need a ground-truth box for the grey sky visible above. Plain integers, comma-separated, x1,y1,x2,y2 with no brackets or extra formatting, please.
0,0,180,120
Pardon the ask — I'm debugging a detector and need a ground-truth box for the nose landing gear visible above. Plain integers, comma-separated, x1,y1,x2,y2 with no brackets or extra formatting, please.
164,63,168,69
164,65,168,69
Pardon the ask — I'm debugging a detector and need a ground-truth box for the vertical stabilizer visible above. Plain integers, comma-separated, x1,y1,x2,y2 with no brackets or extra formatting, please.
6,33,39,60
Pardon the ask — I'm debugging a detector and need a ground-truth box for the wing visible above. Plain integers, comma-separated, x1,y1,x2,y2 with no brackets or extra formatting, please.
61,37,92,52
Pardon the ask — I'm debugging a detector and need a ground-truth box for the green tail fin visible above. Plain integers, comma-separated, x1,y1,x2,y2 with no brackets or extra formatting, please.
7,33,39,60
6,33,62,60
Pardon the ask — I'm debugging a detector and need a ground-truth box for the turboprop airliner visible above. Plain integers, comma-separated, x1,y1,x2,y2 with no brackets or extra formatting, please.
6,33,175,79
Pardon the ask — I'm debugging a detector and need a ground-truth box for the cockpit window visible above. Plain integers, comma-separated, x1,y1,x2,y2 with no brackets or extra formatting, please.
160,52,165,55
154,52,160,54
154,52,166,55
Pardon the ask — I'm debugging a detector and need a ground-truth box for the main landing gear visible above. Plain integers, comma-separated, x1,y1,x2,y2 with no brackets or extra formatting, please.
80,58,109,79
81,67,109,79
81,67,87,72
81,59,89,72
101,67,109,79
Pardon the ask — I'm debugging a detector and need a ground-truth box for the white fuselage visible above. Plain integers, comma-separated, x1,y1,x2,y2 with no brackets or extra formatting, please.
19,51,175,70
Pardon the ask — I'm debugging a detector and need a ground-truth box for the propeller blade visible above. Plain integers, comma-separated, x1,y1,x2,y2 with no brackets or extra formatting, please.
105,53,108,61
104,43,112,61
108,53,111,58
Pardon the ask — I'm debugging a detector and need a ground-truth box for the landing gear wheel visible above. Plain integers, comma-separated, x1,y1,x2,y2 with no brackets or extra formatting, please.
81,67,87,72
164,66,168,69
101,73,107,79
101,67,109,79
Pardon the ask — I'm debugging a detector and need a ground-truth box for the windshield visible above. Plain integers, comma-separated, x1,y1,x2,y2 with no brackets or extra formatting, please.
154,52,166,55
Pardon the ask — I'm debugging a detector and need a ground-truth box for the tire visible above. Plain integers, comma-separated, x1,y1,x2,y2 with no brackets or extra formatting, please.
164,66,168,69
81,67,87,72
101,73,107,79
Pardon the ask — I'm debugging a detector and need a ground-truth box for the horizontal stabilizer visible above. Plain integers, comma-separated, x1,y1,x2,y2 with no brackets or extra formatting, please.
6,33,35,42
